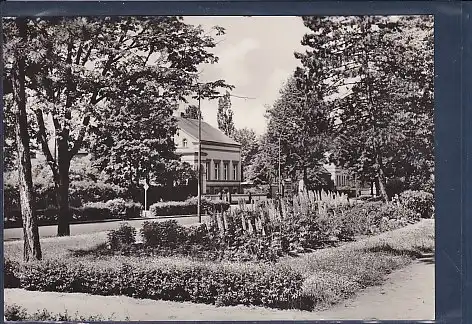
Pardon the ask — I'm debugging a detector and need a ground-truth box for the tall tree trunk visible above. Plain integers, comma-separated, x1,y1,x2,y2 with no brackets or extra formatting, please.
377,168,389,202
375,154,389,202
12,18,42,261
56,138,71,236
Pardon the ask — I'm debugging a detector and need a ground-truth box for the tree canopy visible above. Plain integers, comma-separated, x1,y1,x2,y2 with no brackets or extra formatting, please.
3,16,231,235
294,15,434,199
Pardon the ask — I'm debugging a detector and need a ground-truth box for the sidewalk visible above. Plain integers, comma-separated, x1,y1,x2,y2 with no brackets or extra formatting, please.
4,260,434,321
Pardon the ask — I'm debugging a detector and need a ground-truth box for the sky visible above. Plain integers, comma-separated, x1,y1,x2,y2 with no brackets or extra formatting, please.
181,16,309,136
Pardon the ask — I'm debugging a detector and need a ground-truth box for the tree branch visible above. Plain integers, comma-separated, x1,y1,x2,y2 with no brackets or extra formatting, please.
69,114,91,158
34,109,59,181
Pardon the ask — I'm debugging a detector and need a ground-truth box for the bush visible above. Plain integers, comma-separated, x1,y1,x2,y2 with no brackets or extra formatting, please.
337,201,419,236
15,258,308,310
149,197,229,217
78,202,113,221
399,190,434,218
140,220,188,249
4,304,116,321
105,198,142,219
107,223,137,250
4,259,21,288
69,180,126,207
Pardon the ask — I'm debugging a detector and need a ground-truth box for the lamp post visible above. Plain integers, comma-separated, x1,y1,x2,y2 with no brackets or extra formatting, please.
197,85,202,223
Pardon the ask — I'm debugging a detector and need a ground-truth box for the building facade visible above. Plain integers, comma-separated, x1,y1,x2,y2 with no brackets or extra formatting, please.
175,116,242,194
322,162,352,188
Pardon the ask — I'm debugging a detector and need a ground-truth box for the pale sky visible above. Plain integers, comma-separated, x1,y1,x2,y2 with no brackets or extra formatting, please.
181,16,308,135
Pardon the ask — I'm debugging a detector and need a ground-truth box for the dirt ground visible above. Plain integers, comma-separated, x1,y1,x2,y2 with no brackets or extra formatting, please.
4,258,434,321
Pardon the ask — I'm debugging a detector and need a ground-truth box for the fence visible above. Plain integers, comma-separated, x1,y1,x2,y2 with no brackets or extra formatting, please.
203,193,267,205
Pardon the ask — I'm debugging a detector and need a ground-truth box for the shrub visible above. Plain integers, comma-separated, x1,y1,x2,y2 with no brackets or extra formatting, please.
15,258,308,310
4,304,116,321
107,223,137,250
337,201,419,235
4,259,21,288
149,197,229,217
105,198,142,219
399,190,434,218
140,220,188,248
79,202,112,221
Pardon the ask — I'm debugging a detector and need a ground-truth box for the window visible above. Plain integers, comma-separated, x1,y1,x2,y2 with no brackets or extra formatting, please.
224,163,229,180
214,162,220,180
182,138,187,148
233,163,238,180
205,162,210,180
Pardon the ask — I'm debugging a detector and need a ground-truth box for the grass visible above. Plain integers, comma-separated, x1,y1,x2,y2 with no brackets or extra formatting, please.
4,219,434,311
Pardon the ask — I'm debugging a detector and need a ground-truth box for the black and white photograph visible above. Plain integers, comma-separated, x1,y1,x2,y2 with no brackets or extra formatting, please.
3,15,434,321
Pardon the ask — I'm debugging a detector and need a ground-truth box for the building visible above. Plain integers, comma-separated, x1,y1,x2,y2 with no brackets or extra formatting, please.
174,115,242,194
322,162,352,188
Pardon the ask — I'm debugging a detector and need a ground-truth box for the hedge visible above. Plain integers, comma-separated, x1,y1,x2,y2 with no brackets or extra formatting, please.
149,197,230,217
8,258,311,310
4,199,142,228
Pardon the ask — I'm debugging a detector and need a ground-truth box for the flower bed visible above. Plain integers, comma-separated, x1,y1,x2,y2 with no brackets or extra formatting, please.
4,220,434,312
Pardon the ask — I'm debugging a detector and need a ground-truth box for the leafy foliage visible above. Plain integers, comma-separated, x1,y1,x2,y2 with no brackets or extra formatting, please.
231,127,259,181
14,257,307,310
3,16,231,235
296,16,434,200
399,190,434,218
4,304,119,321
148,197,230,217
107,223,137,250
184,104,202,120
253,75,332,188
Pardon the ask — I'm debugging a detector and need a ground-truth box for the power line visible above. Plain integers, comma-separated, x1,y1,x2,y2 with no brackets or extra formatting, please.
228,94,257,100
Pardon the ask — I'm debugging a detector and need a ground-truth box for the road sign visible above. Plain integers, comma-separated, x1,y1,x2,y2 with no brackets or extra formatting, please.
143,182,149,191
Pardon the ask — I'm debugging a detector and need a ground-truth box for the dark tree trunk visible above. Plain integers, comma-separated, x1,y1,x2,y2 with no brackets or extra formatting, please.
377,169,389,202
56,138,71,236
12,18,42,261
376,156,389,202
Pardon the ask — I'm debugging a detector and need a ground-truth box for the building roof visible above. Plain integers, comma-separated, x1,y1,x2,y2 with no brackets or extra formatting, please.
176,117,240,147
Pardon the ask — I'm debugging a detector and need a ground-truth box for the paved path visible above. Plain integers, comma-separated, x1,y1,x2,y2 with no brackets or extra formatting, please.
4,259,434,321
3,215,210,242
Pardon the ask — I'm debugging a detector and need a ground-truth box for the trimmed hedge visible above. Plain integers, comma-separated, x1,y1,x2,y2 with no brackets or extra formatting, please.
4,199,142,228
399,190,434,218
11,258,310,310
149,197,230,217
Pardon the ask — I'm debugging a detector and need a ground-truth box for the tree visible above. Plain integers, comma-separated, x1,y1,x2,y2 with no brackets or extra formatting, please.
231,127,259,181
263,73,332,189
245,133,278,185
296,16,434,200
4,18,42,260
217,91,235,136
3,16,231,236
184,104,202,120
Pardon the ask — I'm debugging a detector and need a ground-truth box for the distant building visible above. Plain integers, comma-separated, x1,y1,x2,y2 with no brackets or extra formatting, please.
175,115,242,194
322,162,352,188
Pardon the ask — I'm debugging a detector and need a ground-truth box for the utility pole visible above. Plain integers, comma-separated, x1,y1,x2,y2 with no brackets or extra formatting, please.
197,85,202,223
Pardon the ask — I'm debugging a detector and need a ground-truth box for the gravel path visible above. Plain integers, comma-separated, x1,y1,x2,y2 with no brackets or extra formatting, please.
4,259,434,321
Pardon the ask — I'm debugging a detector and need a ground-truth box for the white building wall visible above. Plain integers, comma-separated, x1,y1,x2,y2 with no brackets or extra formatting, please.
174,129,241,194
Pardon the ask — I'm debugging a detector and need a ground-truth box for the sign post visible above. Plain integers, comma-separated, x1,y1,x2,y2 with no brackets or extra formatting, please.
143,182,149,211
